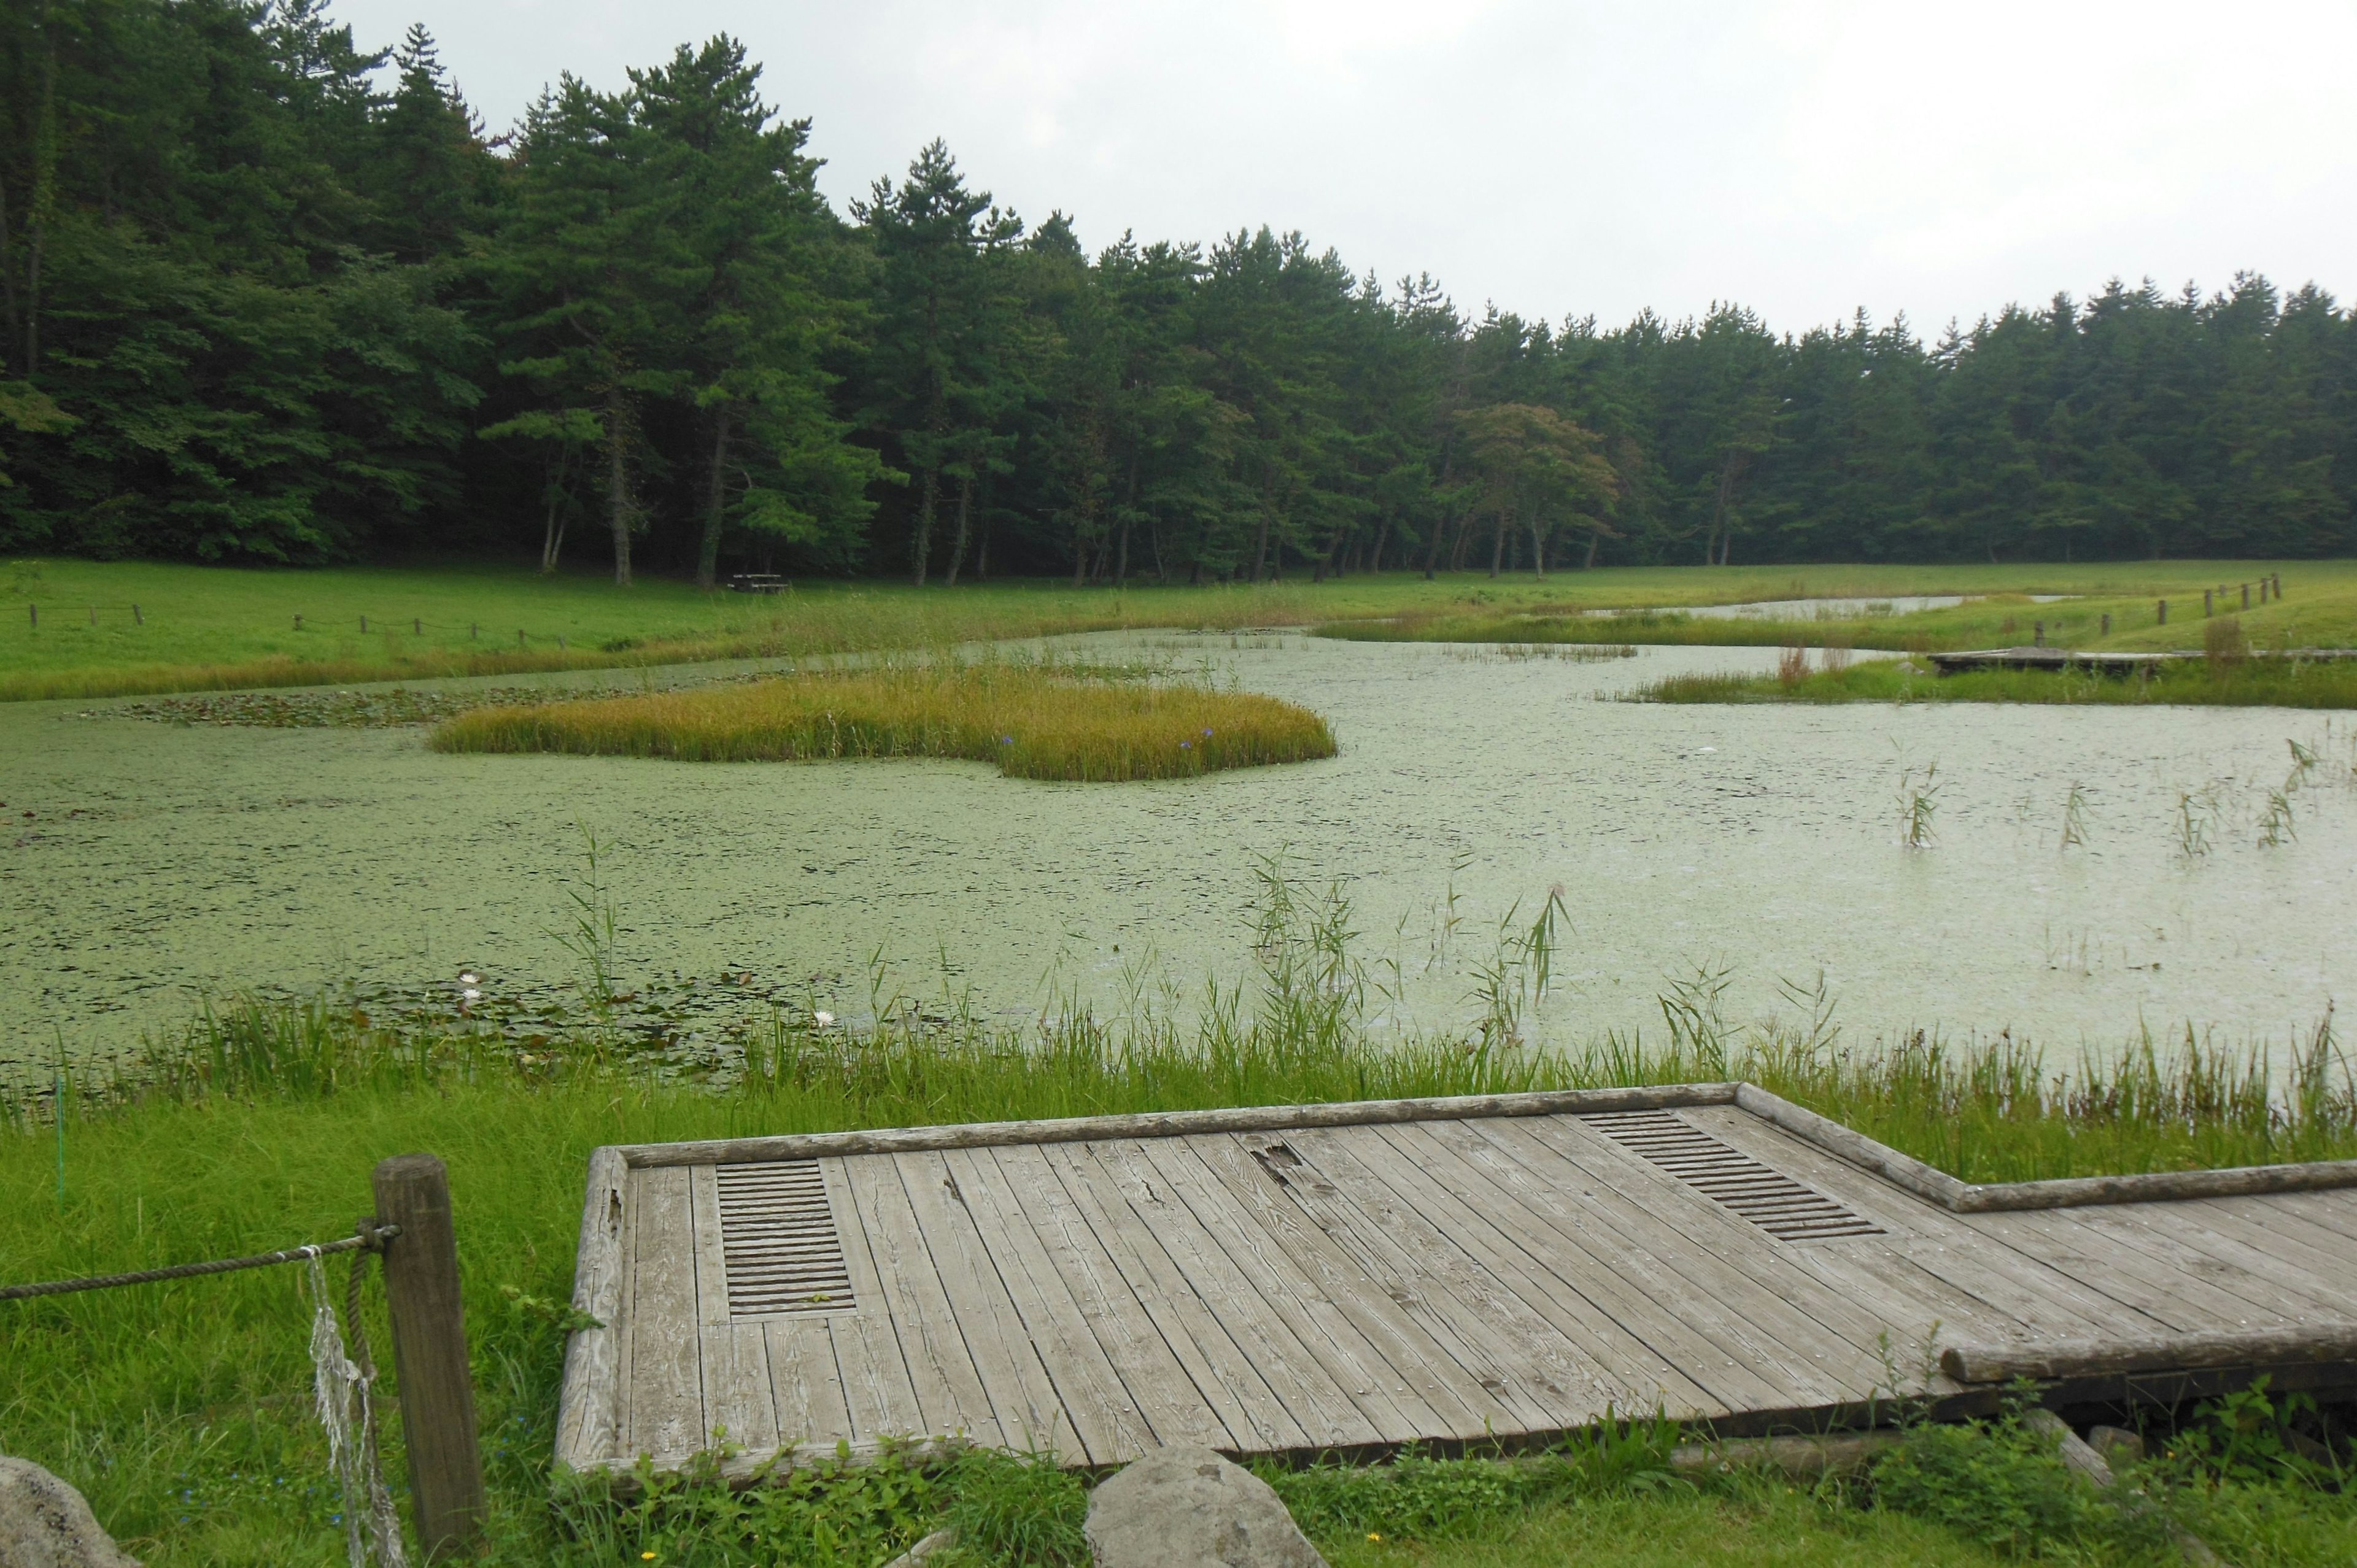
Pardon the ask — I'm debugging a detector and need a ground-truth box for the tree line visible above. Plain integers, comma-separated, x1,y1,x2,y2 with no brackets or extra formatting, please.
5,0,2354,583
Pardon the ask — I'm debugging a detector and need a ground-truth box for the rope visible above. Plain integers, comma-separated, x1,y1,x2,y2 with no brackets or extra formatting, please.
0,1226,400,1301
309,1224,409,1568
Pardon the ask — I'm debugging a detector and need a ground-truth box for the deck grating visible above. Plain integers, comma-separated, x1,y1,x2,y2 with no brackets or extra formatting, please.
714,1160,856,1316
1584,1108,1885,1240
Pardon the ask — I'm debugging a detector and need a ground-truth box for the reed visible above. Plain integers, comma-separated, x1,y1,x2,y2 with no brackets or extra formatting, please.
428,664,1337,782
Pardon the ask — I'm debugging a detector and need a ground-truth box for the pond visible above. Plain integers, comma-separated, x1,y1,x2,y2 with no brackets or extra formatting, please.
4,635,2351,1080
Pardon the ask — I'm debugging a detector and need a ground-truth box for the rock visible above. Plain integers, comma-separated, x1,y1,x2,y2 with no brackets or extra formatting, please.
0,1456,143,1568
1085,1446,1326,1568
2087,1426,2145,1467
880,1528,956,1568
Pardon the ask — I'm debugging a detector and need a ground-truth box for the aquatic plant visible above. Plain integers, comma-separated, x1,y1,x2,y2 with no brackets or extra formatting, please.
429,663,1336,782
2060,782,2091,850
2177,783,2226,857
1897,759,1941,848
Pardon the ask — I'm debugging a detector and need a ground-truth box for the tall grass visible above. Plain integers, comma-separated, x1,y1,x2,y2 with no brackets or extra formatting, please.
428,663,1336,781
1631,656,2357,709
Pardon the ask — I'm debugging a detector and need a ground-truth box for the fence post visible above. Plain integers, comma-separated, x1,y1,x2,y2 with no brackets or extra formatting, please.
133,604,142,625
2157,599,2167,625
372,1154,486,1561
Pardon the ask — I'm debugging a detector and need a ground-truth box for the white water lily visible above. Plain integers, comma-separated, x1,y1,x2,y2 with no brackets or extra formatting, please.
459,971,481,985
813,1010,835,1027
461,987,482,1002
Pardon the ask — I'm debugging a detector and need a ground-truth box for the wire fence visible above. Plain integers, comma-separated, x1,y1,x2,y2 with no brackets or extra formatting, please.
17,602,601,649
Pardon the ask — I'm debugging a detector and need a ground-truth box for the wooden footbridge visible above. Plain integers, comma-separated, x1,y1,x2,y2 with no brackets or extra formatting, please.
554,1085,2357,1481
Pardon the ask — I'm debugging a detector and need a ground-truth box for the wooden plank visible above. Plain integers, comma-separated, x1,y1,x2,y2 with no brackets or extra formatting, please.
1494,1118,1902,1400
1258,1126,1683,1426
689,1167,783,1455
888,1148,1074,1459
1949,1210,2255,1335
1034,1140,1312,1453
2136,1197,2357,1302
618,1084,1744,1167
2266,1191,2357,1246
940,1146,1164,1464
626,1165,706,1459
2188,1196,2357,1288
1129,1136,1441,1443
1181,1132,1523,1439
837,1154,992,1442
555,1144,629,1470
983,1144,1235,1452
689,1166,733,1327
2028,1204,2337,1326
1390,1118,1807,1414
764,1316,854,1446
1689,1108,2164,1341
1083,1138,1386,1449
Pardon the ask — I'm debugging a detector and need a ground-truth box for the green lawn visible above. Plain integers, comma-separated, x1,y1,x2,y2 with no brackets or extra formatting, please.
5,554,2349,699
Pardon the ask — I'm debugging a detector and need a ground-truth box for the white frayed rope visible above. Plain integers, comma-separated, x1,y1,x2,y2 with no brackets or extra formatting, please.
306,1253,410,1568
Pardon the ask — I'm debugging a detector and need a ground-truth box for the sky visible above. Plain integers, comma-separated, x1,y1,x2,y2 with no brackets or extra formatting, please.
334,0,2357,338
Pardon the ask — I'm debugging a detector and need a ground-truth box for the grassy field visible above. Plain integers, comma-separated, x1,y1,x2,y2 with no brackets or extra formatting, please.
4,898,2352,1567
1635,651,2357,709
6,554,2351,700
430,663,1336,781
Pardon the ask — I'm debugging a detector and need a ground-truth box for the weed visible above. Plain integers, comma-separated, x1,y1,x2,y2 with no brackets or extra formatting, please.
2060,782,2091,850
2205,614,2250,672
1897,757,1941,848
1870,1411,2162,1556
2259,789,2297,848
2176,784,2226,857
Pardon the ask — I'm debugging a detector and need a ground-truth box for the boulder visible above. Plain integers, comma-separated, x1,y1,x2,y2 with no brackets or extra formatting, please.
1085,1446,1326,1568
0,1456,143,1568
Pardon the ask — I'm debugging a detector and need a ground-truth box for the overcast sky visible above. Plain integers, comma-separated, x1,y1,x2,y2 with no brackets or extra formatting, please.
332,0,2357,338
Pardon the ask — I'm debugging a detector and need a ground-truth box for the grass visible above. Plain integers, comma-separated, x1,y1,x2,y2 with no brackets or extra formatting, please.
6,856,2356,1566
7,555,2351,700
1631,652,2357,708
1318,576,2357,660
427,662,1336,781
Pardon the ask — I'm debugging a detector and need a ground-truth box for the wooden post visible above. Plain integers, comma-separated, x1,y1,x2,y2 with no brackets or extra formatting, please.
2100,612,2111,636
372,1154,486,1561
26,603,34,628
2157,599,2167,625
360,614,369,633
133,604,142,625
88,605,96,625
294,614,303,631
414,617,423,635
518,630,526,648
2242,583,2250,609
2033,620,2045,647
2202,589,2212,617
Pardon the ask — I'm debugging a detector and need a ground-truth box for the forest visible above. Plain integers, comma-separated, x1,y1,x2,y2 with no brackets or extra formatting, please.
3,0,2355,584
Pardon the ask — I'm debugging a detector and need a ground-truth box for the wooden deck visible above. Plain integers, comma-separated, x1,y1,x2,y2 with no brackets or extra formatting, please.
553,1085,2357,1480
